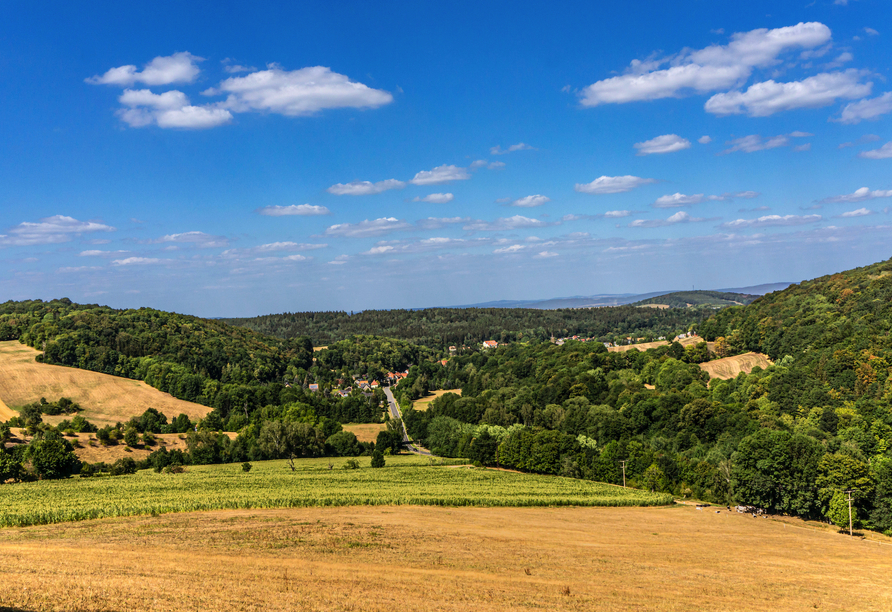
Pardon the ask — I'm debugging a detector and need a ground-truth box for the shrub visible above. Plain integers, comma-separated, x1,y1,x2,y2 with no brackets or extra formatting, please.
371,450,386,468
343,458,360,469
241,462,252,472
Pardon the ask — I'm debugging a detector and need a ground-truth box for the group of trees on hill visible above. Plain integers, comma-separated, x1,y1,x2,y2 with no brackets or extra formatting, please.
633,290,758,309
220,305,707,348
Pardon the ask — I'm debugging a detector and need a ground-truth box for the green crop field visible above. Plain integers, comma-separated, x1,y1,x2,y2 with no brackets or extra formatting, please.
0,455,673,527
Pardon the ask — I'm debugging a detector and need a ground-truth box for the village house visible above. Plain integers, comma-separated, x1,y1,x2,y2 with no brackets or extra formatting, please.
482,340,498,349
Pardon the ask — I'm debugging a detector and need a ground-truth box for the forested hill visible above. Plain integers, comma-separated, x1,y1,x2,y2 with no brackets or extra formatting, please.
698,257,892,406
633,290,758,309
220,306,708,347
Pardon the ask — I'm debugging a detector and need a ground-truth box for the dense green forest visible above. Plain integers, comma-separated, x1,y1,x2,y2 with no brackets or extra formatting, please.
220,306,707,347
633,290,758,309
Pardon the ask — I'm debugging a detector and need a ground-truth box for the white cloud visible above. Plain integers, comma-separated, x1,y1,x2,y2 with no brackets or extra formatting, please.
0,215,115,247
721,134,791,154
719,214,822,228
327,179,405,196
324,217,412,238
494,244,526,254
490,143,535,155
864,27,879,36
575,175,656,194
209,65,393,116
839,208,873,217
257,204,331,215
629,211,704,228
704,70,871,116
328,255,349,265
605,210,633,218
698,135,712,144
535,251,558,258
410,165,471,185
116,89,232,129
488,161,506,169
221,242,327,259
634,134,691,155
86,52,203,86
415,217,469,230
580,22,832,106
155,231,228,248
859,142,892,159
470,160,488,169
112,257,163,266
78,250,129,257
413,193,455,204
463,215,549,231
655,190,760,206
511,195,551,208
794,143,812,152
820,187,892,203
836,92,892,124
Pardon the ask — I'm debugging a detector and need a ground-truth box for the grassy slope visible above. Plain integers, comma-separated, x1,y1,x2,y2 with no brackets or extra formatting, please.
0,505,890,611
0,340,210,426
0,455,672,527
634,290,758,308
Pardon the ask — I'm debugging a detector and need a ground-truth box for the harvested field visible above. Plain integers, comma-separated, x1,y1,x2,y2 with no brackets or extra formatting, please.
608,335,703,353
342,422,386,443
701,352,773,380
0,505,889,612
7,428,191,464
638,303,670,309
0,340,211,427
413,388,462,411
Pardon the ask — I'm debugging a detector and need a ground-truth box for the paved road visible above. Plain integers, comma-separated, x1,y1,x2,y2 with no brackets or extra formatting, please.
383,386,432,456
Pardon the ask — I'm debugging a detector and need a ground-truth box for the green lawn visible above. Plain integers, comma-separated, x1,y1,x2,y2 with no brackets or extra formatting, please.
0,455,674,527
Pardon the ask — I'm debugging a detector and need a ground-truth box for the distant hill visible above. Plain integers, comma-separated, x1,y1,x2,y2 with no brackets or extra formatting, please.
632,290,759,309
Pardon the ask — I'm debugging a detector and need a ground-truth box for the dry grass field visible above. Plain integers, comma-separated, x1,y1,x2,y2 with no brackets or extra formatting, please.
0,504,889,611
0,340,210,427
701,352,773,380
608,335,704,353
341,423,386,442
412,389,462,411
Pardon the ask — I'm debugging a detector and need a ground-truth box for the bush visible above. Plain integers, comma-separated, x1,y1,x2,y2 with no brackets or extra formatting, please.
343,458,360,469
371,450,385,468
241,462,252,472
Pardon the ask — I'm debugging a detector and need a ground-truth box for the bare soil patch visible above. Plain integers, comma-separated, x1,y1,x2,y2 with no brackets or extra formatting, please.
0,505,888,611
0,340,210,427
413,388,462,411
701,352,773,380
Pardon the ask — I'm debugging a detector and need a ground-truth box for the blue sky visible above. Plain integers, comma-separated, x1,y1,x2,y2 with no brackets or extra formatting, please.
2,0,891,316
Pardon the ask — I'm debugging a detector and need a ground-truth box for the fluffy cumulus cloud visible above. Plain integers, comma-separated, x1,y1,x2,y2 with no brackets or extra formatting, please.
155,231,228,248
86,52,203,86
859,142,892,159
704,70,872,116
324,217,412,238
575,175,656,194
410,165,471,185
719,214,822,229
698,135,712,144
327,179,405,196
463,215,549,231
256,204,331,216
116,88,232,129
629,211,704,228
819,187,892,204
580,22,832,106
0,215,115,247
413,193,454,204
490,143,535,155
511,195,551,207
634,134,691,155
207,65,393,116
836,92,892,124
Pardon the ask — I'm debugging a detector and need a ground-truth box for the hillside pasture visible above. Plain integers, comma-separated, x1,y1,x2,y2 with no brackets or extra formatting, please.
701,352,772,380
0,340,211,427
0,505,889,611
608,335,704,353
412,388,462,411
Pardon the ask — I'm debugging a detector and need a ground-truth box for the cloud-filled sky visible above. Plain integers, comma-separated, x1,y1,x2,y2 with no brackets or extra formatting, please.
2,1,892,316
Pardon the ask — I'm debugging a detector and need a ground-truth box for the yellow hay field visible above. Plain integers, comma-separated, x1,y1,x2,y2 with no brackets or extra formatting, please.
412,388,462,411
0,340,211,427
0,505,889,611
608,335,704,353
342,422,386,443
701,352,773,380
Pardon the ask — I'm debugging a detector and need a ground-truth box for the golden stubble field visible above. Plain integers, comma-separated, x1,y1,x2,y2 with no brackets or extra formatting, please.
0,341,210,427
0,505,889,612
412,389,462,411
701,352,773,380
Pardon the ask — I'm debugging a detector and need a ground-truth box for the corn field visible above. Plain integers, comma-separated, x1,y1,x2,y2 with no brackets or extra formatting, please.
0,455,674,527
